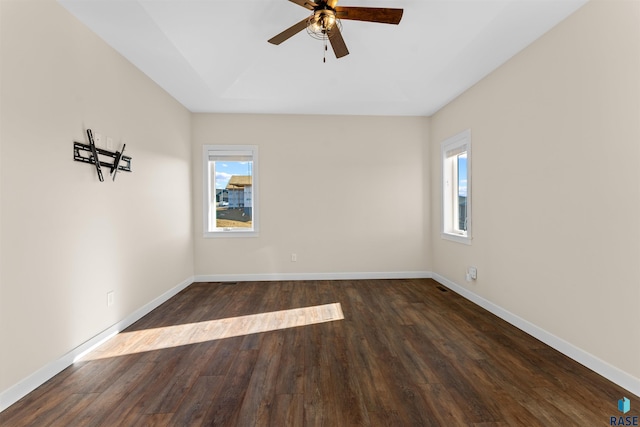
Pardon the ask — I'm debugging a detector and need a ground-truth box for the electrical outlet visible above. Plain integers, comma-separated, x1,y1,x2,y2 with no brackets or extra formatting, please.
468,267,478,280
107,291,114,307
291,253,297,262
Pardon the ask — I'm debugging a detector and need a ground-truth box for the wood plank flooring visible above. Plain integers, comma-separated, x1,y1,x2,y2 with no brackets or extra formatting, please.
1,279,638,426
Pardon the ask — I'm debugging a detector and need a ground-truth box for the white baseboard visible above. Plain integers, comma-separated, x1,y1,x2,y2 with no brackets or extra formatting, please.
195,271,433,283
0,276,195,413
432,273,640,397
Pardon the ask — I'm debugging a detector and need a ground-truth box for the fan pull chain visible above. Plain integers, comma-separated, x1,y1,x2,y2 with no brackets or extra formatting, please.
323,39,327,63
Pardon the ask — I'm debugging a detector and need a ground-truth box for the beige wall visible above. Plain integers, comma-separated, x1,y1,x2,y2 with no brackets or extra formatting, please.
0,0,193,394
430,0,640,380
192,113,431,277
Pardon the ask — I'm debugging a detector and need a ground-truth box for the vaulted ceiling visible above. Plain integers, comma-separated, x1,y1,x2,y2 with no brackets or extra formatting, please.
58,0,587,116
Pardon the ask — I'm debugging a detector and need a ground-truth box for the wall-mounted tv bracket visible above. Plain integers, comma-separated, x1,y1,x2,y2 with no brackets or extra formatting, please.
73,129,132,182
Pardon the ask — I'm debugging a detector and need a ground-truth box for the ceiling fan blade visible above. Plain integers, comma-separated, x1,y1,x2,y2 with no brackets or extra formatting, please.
335,7,403,25
288,0,317,10
327,25,349,58
268,18,309,45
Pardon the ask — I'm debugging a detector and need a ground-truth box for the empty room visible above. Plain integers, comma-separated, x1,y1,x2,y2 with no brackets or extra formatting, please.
1,0,639,425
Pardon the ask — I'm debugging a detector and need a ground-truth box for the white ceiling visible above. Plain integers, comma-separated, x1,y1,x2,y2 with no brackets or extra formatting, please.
58,0,587,116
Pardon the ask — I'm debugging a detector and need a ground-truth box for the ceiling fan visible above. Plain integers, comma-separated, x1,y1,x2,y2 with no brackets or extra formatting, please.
268,0,403,60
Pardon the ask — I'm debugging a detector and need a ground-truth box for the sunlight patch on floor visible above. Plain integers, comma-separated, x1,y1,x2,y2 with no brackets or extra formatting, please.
80,303,344,361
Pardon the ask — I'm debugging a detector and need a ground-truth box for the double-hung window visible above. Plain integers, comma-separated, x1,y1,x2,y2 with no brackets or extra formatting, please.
441,130,471,244
203,145,258,237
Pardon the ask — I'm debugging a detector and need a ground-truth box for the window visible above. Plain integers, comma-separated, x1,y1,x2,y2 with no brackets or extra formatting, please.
441,130,471,244
203,145,258,237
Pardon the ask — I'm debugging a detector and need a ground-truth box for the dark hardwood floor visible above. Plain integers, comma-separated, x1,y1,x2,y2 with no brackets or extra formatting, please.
1,279,638,426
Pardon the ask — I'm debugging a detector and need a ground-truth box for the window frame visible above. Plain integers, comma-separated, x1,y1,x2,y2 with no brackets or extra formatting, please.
441,130,472,245
202,144,259,238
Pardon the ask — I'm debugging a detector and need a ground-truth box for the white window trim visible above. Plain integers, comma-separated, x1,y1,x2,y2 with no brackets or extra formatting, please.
441,130,471,245
202,144,259,238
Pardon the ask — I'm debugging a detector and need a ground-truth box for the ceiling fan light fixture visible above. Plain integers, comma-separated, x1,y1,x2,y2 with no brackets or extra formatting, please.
306,10,341,40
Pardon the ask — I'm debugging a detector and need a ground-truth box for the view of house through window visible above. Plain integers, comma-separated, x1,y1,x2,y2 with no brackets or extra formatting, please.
203,145,258,237
213,161,253,228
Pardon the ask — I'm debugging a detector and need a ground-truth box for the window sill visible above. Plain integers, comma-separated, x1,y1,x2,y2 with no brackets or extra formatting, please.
204,229,259,238
441,232,472,245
